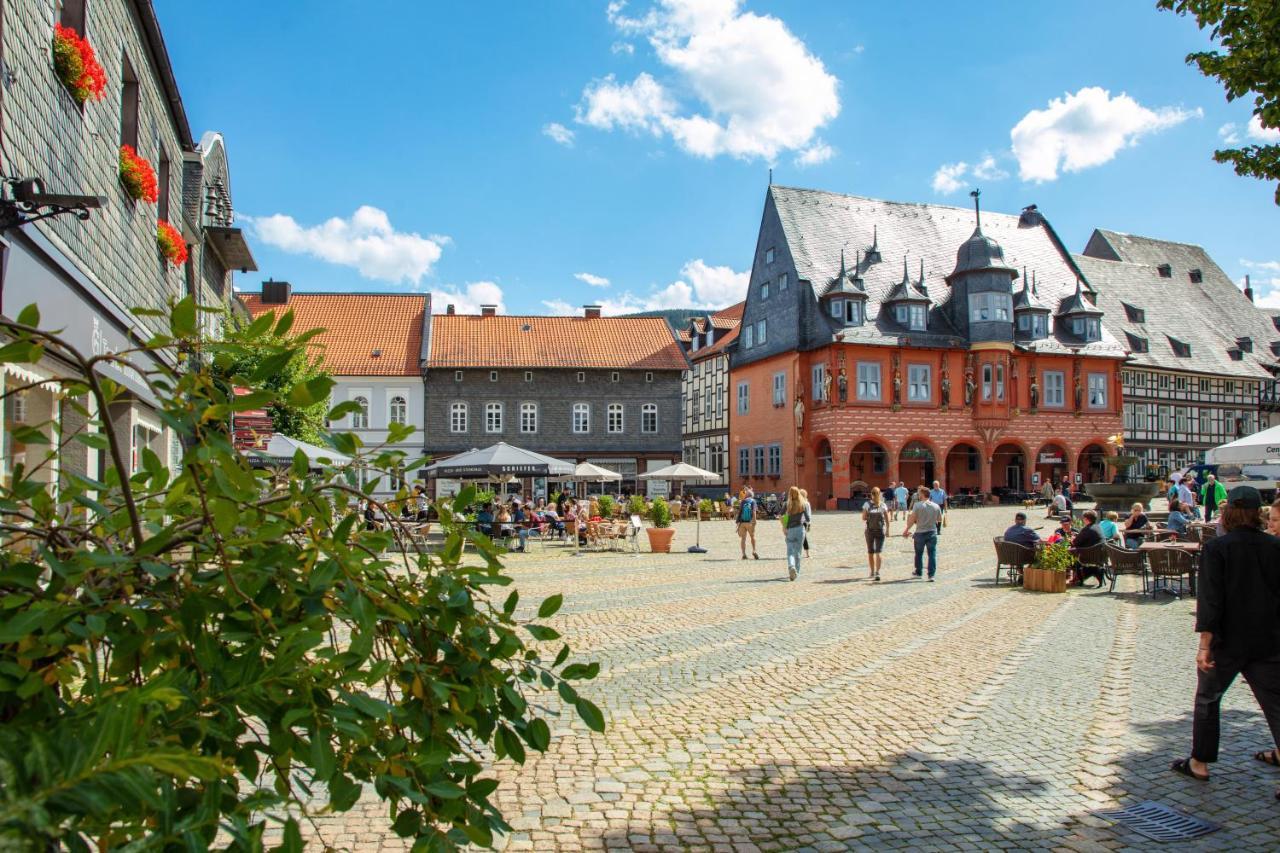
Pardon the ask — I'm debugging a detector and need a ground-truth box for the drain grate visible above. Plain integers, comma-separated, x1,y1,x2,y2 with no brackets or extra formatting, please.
1094,801,1220,842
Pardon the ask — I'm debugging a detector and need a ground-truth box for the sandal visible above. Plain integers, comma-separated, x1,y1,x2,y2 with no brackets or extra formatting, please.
1256,750,1280,767
1170,758,1209,781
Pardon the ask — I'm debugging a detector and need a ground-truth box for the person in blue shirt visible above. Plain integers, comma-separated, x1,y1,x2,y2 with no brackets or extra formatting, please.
1099,511,1121,543
929,480,948,537
476,503,495,537
1002,511,1041,549
893,482,910,521
1166,499,1190,537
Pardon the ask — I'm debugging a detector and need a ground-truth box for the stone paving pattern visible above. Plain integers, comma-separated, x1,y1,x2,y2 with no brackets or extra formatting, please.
284,507,1280,851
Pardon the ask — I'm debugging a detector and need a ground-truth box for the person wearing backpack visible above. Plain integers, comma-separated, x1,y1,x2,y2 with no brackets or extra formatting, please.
736,487,759,560
862,486,891,581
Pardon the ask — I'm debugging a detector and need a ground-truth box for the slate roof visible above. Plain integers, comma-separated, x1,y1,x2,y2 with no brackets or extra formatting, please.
426,314,687,370
240,292,426,377
1076,229,1280,379
769,186,1125,358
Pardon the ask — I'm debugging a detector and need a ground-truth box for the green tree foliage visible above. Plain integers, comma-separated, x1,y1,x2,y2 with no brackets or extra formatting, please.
0,300,602,850
1158,0,1280,203
215,308,331,443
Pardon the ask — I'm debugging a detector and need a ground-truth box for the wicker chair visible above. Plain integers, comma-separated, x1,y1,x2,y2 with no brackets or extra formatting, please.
1104,542,1147,594
1194,525,1218,544
1072,543,1108,589
993,537,1036,586
1147,547,1195,598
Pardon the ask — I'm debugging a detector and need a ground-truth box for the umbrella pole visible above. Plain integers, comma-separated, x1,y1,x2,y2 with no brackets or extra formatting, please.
688,483,707,553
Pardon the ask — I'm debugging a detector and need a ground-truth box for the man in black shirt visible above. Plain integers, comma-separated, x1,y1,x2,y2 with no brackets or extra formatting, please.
1172,486,1280,794
1069,510,1105,587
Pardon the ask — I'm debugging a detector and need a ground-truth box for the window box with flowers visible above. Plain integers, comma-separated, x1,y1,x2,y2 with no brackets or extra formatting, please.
119,145,158,203
157,220,187,267
52,24,106,105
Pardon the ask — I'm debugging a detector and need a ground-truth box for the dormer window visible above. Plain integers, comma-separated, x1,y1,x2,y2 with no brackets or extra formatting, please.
829,299,863,326
1228,349,1244,361
1071,317,1101,342
1168,336,1192,357
1189,269,1203,284
1016,313,1049,339
1237,337,1254,353
1124,332,1149,353
969,292,1011,322
896,304,926,331
1157,264,1172,278
1122,302,1145,323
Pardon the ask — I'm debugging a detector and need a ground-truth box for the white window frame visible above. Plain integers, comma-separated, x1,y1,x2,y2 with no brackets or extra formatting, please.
856,362,881,401
761,281,770,300
572,402,590,434
607,402,624,434
772,371,786,407
449,401,468,434
454,370,463,382
981,364,993,401
846,300,862,325
756,319,766,345
520,402,537,434
778,273,788,291
765,247,775,264
736,381,749,415
388,392,408,426
1043,371,1065,407
350,391,370,429
1087,372,1108,409
995,363,1005,401
811,364,826,402
485,401,503,433
744,324,754,349
907,364,931,402
830,299,843,320
969,292,1011,322
641,403,658,433
489,370,498,382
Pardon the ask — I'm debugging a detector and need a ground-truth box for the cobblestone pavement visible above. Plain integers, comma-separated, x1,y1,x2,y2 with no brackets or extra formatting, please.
293,507,1280,851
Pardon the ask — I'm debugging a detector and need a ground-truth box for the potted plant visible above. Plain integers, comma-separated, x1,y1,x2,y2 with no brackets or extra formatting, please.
627,494,647,517
119,145,159,203
1025,540,1071,593
156,220,188,267
698,498,714,520
53,24,106,105
597,494,616,519
646,496,674,553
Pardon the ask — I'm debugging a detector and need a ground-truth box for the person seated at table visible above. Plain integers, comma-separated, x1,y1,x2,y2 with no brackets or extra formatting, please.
1047,515,1075,544
511,502,530,552
1123,502,1149,550
360,498,383,532
412,485,430,523
1099,511,1122,544
588,498,602,521
496,502,514,539
1069,510,1106,586
1166,499,1191,537
476,503,496,537
1002,511,1041,549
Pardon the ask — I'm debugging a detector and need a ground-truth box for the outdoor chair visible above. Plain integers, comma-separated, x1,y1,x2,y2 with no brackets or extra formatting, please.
712,501,723,520
671,503,683,521
993,537,1035,586
1104,542,1147,594
1147,548,1195,598
720,503,735,521
1194,525,1219,544
1072,543,1107,588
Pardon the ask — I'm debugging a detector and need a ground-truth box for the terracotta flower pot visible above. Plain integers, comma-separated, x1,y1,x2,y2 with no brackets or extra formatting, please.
646,527,675,553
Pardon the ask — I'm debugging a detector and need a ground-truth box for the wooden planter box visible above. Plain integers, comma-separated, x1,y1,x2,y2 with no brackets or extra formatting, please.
1023,566,1068,593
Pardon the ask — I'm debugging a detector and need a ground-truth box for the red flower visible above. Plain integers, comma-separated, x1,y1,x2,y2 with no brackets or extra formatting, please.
53,24,106,104
119,145,159,204
157,220,188,267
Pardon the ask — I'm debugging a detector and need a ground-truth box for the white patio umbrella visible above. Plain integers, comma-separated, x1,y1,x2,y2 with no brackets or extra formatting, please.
1205,424,1280,465
246,434,354,470
639,462,721,553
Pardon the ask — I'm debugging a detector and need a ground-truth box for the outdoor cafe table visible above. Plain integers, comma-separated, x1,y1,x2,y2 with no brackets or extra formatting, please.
1138,541,1201,595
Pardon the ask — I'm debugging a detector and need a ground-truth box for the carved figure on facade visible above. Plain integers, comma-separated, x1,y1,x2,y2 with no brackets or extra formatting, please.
821,368,833,405
793,393,805,432
837,367,848,403
940,363,951,408
1029,380,1040,410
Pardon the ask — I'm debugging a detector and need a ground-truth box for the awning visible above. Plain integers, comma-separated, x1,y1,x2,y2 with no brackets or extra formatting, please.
205,226,258,272
4,363,60,393
638,462,720,483
1205,424,1280,466
424,442,574,479
245,434,353,470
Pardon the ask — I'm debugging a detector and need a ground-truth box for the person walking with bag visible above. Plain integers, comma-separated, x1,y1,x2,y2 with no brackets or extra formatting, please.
799,488,813,559
782,486,807,581
862,486,890,581
902,485,942,581
737,487,759,560
1171,487,1280,800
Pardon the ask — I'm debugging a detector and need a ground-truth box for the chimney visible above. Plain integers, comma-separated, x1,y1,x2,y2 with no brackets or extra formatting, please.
1245,274,1254,302
584,304,602,319
446,304,455,315
261,278,291,304
480,304,497,316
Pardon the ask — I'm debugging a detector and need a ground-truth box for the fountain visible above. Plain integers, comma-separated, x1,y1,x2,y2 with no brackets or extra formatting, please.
1083,435,1159,513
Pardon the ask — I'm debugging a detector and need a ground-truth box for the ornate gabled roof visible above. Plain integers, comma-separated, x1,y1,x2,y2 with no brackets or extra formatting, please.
883,256,931,304
1012,270,1050,313
950,225,1015,277
822,250,868,299
1056,280,1103,317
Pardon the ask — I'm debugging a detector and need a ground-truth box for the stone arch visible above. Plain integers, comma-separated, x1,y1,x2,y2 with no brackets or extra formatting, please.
897,437,938,490
992,439,1031,493
1034,440,1071,493
813,435,834,508
849,437,890,500
1076,439,1109,484
943,440,982,493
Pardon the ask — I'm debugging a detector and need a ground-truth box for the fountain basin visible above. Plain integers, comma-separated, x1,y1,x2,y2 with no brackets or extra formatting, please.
1084,481,1160,515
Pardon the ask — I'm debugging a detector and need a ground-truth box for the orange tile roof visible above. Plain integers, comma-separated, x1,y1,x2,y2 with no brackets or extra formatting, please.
709,302,744,328
427,314,688,370
239,293,425,376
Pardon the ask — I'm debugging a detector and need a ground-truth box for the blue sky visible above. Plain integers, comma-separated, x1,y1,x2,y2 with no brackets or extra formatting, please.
156,0,1280,313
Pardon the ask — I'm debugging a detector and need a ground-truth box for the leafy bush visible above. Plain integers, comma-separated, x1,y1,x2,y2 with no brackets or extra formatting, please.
649,496,672,529
1035,541,1074,573
0,300,601,850
698,498,714,518
627,494,647,516
596,495,616,518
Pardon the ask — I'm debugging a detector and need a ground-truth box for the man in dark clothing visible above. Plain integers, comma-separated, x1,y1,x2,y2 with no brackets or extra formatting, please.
1002,512,1041,549
1172,486,1280,792
1069,510,1105,587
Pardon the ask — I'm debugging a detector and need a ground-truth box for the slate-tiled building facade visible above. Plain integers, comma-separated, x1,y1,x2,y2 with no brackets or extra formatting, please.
678,302,742,490
423,305,687,496
730,186,1126,509
0,0,253,493
1078,230,1280,478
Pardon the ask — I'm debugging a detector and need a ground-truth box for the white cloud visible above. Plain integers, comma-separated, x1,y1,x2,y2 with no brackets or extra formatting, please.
575,272,611,287
794,141,834,167
1010,87,1200,182
972,154,1009,181
1240,260,1280,309
1219,122,1242,145
542,122,576,146
1247,114,1280,142
1241,259,1280,273
245,206,444,285
611,41,636,55
431,281,506,314
543,258,747,315
931,161,969,194
575,0,840,162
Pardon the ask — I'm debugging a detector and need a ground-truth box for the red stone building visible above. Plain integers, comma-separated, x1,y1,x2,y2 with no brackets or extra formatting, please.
729,187,1126,508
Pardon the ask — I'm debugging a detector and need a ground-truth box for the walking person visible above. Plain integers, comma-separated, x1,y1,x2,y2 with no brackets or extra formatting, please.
862,486,891,581
902,485,942,581
799,488,813,559
1042,478,1056,518
929,480,948,537
893,481,909,522
1177,476,1199,520
736,487,759,560
1171,486,1280,799
782,486,807,581
1201,474,1227,524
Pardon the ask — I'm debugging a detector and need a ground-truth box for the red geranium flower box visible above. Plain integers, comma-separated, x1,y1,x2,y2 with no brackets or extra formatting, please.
157,220,188,267
119,145,159,203
52,24,106,104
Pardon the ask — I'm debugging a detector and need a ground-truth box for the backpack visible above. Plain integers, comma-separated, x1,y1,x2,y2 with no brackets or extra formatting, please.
738,498,754,523
865,504,885,533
